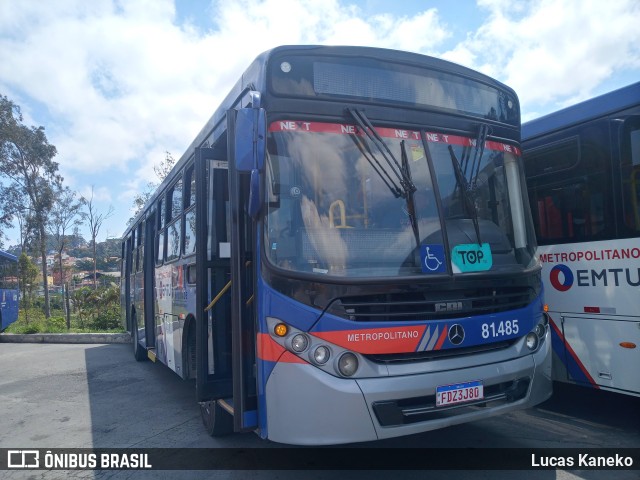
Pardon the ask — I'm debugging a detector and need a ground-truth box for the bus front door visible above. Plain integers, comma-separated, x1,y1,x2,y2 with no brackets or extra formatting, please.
228,109,259,433
195,147,234,434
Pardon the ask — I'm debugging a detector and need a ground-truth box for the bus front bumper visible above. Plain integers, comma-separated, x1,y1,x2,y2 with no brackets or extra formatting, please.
264,332,551,445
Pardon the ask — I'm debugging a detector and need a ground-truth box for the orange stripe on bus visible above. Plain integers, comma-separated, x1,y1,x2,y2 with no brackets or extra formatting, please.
434,325,448,350
257,333,307,364
257,333,286,362
280,351,307,364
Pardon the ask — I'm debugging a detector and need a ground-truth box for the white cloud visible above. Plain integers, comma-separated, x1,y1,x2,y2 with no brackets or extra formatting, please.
1,0,639,243
0,0,451,190
78,185,112,203
443,0,640,116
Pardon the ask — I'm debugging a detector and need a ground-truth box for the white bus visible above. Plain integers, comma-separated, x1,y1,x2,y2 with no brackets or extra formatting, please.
522,82,640,397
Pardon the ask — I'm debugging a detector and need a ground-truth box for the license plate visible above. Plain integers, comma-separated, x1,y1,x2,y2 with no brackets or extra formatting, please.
436,380,484,407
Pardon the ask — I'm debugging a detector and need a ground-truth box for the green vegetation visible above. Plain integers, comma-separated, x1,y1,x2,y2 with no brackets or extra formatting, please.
5,285,124,334
2,94,127,335
1,94,119,319
17,252,38,323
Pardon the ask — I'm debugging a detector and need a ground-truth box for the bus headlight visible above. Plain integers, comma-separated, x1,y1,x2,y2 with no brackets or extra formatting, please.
291,334,309,353
337,352,359,377
525,332,539,351
534,323,546,339
312,345,330,365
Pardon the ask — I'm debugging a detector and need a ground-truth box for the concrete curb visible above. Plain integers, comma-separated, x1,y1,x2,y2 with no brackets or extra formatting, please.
0,332,132,344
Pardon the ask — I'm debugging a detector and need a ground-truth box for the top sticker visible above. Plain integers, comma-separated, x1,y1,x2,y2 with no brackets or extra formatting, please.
451,243,492,273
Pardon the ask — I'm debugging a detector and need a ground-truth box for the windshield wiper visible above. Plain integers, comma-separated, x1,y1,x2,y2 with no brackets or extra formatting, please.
348,108,416,198
346,109,422,255
448,145,482,245
468,123,490,189
401,140,421,248
348,128,404,198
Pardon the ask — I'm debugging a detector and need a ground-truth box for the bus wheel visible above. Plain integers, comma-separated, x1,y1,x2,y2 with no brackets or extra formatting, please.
200,400,233,437
132,313,147,362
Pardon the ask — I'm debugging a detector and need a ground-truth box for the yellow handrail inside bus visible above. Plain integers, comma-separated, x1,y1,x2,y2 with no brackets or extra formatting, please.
204,280,231,312
204,261,252,312
328,199,353,228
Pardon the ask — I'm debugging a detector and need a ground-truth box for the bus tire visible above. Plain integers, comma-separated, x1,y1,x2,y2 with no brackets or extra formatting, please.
200,400,233,437
132,312,147,362
183,320,197,380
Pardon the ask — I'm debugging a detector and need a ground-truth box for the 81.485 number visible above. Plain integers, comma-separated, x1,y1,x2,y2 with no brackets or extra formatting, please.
481,320,519,339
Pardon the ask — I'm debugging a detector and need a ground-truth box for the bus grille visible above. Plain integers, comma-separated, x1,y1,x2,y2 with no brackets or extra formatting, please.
329,286,535,322
364,339,514,364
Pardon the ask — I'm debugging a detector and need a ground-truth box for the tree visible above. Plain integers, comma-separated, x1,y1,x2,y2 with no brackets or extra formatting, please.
17,252,38,324
48,186,85,329
71,287,93,330
91,284,121,330
127,151,176,225
1,184,32,250
0,184,25,247
0,101,23,248
82,186,114,289
153,151,176,180
0,94,62,318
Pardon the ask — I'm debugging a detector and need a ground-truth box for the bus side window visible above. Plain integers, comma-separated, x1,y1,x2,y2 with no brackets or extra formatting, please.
165,177,183,262
621,121,640,233
136,222,144,273
184,210,196,256
527,128,614,245
126,234,134,277
166,218,181,262
183,165,197,257
156,198,165,266
533,192,563,240
170,178,183,221
130,229,136,272
530,180,609,245
186,263,196,284
185,165,196,209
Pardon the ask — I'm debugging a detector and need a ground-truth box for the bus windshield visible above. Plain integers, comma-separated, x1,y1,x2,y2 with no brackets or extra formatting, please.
265,120,536,278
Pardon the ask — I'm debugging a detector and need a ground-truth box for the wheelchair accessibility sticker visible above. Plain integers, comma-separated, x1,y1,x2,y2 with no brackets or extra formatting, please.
420,245,447,274
451,243,493,273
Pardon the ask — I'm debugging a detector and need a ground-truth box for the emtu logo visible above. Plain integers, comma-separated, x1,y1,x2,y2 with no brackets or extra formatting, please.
550,264,574,291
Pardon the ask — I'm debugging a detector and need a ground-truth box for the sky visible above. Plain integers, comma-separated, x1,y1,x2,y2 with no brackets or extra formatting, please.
1,0,639,247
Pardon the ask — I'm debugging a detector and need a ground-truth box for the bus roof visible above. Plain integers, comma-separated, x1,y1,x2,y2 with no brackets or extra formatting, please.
0,250,18,262
522,81,640,140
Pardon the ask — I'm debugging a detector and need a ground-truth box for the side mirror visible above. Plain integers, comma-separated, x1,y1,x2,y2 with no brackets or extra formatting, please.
235,108,266,172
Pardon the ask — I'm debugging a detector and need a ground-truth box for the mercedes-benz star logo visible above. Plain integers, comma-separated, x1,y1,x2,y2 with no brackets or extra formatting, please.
448,324,465,345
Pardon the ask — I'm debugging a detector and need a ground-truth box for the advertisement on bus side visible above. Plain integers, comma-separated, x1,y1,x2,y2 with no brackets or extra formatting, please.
538,238,640,318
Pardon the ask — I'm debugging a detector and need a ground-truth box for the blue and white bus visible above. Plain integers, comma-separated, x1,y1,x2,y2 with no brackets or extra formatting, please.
121,45,551,445
523,81,640,397
0,250,19,331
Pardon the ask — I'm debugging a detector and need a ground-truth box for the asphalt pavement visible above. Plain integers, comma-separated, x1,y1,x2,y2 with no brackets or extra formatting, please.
0,337,638,480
